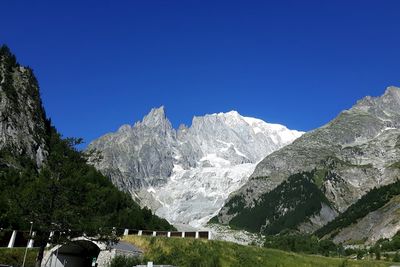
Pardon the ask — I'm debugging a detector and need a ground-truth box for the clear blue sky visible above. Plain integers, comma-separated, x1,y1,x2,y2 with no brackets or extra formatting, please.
1,1,400,146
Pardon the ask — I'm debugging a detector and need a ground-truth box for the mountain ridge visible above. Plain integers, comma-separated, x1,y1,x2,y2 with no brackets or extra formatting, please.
215,86,400,242
88,107,304,227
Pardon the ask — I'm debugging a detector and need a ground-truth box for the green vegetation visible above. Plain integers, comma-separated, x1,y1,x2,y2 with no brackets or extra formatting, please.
371,231,400,254
0,127,174,264
263,233,398,262
0,46,174,265
316,179,400,238
0,45,19,107
264,232,344,257
0,248,37,267
0,126,174,231
227,172,331,234
208,216,219,224
321,155,373,169
108,255,142,267
224,195,246,215
313,168,328,188
389,161,400,169
393,252,400,262
123,235,391,267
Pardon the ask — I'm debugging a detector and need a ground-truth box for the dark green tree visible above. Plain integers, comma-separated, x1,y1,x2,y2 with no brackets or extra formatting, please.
393,252,400,262
1,127,174,266
0,45,175,266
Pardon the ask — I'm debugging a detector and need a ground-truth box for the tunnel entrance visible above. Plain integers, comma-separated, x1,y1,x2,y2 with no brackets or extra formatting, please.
48,240,100,267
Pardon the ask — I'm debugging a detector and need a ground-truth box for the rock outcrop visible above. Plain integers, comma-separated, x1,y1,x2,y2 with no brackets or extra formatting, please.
0,46,48,167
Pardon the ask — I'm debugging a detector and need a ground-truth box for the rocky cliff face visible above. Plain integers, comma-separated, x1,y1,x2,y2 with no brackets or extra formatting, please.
333,195,400,245
88,108,303,227
89,107,176,190
0,46,48,167
216,87,400,238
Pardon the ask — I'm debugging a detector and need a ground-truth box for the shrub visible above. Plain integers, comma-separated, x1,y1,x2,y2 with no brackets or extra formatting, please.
108,255,142,267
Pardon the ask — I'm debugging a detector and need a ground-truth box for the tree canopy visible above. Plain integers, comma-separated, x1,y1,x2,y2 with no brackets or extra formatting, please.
0,126,174,266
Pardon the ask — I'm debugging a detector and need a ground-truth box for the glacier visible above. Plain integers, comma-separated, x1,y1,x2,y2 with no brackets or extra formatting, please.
88,107,303,228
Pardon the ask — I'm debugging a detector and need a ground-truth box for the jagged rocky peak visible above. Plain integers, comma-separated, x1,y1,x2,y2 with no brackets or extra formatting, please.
117,124,132,132
88,106,303,227
132,106,175,140
191,110,246,128
379,85,400,103
139,106,171,127
0,45,48,167
306,87,400,147
353,86,400,117
333,86,400,144
374,86,400,118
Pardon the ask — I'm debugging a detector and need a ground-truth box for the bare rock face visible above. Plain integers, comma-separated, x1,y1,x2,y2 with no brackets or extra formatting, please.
0,46,48,167
333,195,400,245
88,106,176,190
216,87,400,239
88,108,303,227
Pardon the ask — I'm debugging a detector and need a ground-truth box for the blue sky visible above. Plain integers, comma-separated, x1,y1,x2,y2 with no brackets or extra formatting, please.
1,1,400,146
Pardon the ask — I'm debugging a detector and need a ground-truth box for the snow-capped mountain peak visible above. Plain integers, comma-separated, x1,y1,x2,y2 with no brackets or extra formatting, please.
88,107,304,228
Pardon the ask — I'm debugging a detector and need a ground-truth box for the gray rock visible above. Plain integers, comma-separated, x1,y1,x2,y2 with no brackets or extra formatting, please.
88,106,176,189
88,108,303,227
333,195,400,245
217,86,400,240
0,49,48,166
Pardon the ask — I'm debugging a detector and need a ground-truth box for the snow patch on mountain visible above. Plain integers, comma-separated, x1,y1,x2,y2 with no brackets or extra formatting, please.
150,163,257,228
88,107,304,228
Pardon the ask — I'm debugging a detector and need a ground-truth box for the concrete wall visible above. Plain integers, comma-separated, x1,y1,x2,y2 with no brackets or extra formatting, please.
47,253,87,267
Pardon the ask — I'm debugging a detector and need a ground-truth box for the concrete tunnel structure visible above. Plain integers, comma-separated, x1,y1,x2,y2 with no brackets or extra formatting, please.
41,237,142,267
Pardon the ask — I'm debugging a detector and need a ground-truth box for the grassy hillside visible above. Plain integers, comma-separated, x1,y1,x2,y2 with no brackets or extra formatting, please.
123,236,391,267
0,248,37,267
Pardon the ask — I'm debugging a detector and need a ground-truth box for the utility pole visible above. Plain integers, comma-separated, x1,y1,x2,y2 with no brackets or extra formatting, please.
22,221,33,267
